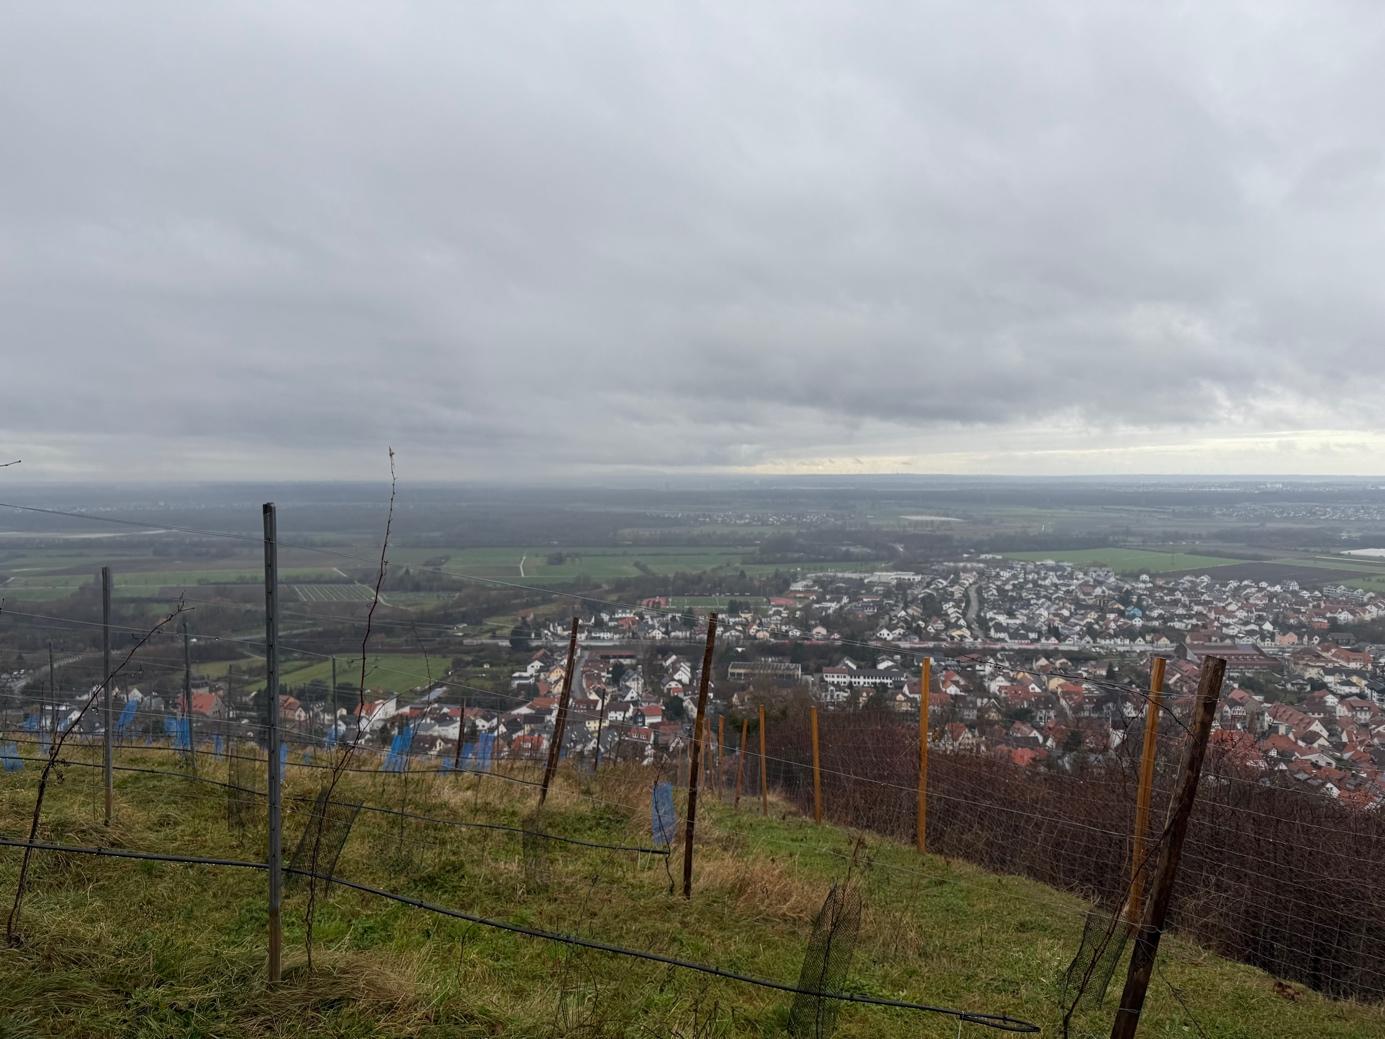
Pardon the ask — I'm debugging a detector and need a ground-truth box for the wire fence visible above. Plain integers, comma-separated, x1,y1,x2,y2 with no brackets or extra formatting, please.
4,496,1385,1032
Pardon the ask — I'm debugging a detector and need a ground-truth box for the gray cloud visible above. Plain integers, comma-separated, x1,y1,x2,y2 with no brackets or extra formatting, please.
4,2,1385,480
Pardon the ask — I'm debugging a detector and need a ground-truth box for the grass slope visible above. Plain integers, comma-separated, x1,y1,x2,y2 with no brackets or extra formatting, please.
0,748,1381,1038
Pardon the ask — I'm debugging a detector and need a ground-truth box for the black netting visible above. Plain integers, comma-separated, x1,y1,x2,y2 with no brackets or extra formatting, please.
1061,906,1129,1015
225,745,261,833
287,786,361,889
522,812,551,892
787,882,863,1038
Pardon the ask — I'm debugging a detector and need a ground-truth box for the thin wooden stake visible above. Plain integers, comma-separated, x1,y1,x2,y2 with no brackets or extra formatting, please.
758,704,768,817
182,618,195,771
1110,655,1226,1039
717,715,725,797
682,613,718,898
262,503,283,985
810,704,823,824
593,683,608,772
1126,656,1166,923
47,642,56,746
329,655,337,747
453,695,466,772
734,717,748,807
101,566,112,827
538,617,579,809
917,657,931,854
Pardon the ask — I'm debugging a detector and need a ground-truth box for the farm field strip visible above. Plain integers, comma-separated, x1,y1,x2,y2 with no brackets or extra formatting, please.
1003,548,1241,573
291,583,376,603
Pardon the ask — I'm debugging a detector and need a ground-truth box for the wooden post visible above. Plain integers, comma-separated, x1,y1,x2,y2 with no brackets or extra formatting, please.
810,704,823,824
593,677,609,772
682,614,718,898
734,717,748,807
716,715,725,796
262,503,283,985
1110,656,1226,1039
917,657,931,854
47,642,56,746
329,655,337,747
101,566,113,827
182,618,195,771
1126,656,1166,923
538,617,579,808
452,696,466,772
758,704,768,817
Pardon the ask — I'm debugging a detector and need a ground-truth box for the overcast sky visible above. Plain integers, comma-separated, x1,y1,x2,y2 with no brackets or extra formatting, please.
3,3,1385,482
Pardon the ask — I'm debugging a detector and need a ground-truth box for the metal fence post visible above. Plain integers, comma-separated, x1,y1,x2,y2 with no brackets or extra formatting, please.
262,503,283,984
682,613,718,898
539,617,580,808
917,656,931,854
1110,655,1225,1039
101,566,113,826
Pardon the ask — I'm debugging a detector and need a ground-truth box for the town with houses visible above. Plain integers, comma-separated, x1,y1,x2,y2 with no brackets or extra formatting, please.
8,559,1385,807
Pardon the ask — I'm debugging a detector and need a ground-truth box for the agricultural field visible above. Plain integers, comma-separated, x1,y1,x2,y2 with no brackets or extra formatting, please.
665,595,771,610
292,583,377,603
191,657,261,680
0,565,344,602
279,653,445,693
1004,548,1240,574
434,546,757,581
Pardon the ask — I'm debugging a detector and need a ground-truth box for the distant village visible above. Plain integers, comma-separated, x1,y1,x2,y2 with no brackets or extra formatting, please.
7,558,1385,806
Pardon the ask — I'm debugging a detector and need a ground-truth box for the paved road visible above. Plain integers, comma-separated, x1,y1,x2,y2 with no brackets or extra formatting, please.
14,653,87,692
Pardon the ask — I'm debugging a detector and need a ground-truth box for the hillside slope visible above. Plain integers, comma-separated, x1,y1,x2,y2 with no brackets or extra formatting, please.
0,749,1381,1038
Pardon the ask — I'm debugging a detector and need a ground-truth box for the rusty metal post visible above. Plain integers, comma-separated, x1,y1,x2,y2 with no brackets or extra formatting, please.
538,617,580,808
917,657,931,854
758,704,768,817
734,717,748,807
810,704,823,824
1127,656,1166,923
682,614,718,898
716,714,725,796
1111,656,1226,1039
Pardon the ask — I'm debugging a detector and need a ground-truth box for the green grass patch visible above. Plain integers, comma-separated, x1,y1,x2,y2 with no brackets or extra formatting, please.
0,748,1378,1038
280,653,444,693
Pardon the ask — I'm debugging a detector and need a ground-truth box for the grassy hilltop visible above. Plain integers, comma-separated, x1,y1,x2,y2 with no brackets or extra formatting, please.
0,748,1381,1038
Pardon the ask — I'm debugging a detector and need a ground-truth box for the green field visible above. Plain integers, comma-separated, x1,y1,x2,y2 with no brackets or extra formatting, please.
389,545,876,584
1005,548,1241,574
192,657,261,680
279,653,445,693
0,567,344,602
1269,554,1385,573
1,748,1378,1038
666,595,771,610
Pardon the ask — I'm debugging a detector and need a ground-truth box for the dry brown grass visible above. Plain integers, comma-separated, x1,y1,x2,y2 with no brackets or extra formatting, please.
256,951,432,1034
